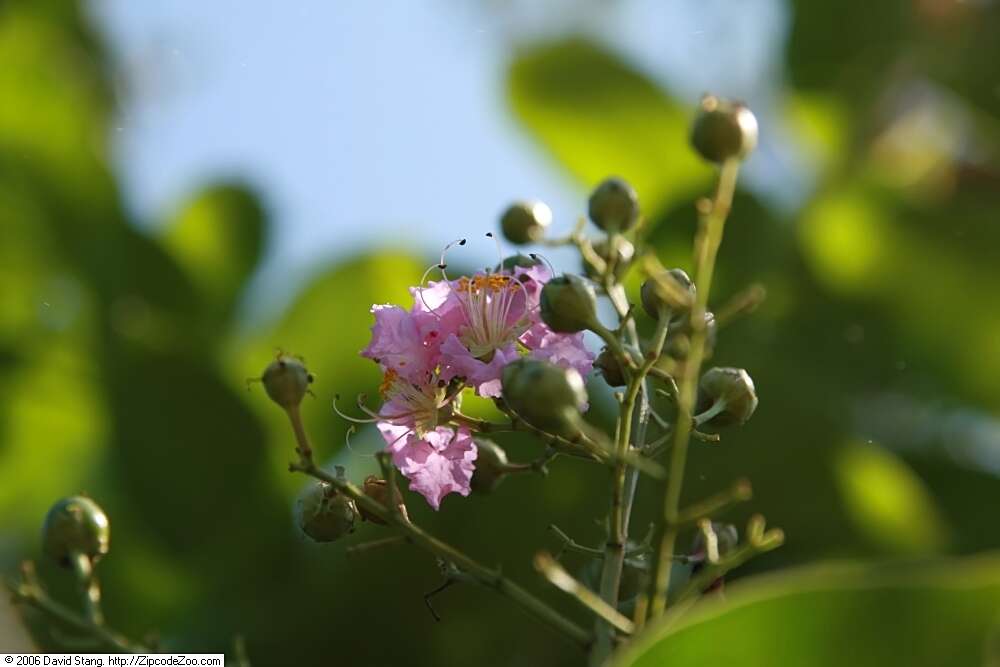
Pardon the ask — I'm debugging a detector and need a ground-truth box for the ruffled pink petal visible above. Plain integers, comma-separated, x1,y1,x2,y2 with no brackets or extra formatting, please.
521,323,595,378
390,427,478,510
361,305,434,381
439,335,518,398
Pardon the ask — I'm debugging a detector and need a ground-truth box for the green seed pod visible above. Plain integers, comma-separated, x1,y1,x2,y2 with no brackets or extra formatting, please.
296,481,358,543
697,367,758,427
583,238,635,281
595,347,629,387
539,275,598,333
588,177,640,232
500,201,552,245
496,253,544,273
470,439,509,494
641,268,696,321
360,475,409,524
690,96,758,163
42,496,110,567
664,311,717,361
261,355,313,409
501,358,587,436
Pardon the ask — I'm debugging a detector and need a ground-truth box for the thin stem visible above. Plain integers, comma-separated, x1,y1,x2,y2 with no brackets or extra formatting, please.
8,562,146,653
535,552,635,636
69,551,103,626
648,158,741,619
593,304,671,662
549,525,604,557
285,414,592,649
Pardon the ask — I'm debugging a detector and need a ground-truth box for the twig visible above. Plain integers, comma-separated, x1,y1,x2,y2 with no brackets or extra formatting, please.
534,552,635,636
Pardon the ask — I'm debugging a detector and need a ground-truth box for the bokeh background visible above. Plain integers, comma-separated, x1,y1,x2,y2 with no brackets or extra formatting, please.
2,0,999,663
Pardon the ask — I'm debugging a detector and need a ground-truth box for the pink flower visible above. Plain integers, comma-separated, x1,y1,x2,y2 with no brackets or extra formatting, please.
361,305,442,383
378,423,478,510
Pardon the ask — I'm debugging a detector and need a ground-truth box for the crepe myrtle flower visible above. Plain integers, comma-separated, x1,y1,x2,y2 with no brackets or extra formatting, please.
414,242,594,397
353,239,595,509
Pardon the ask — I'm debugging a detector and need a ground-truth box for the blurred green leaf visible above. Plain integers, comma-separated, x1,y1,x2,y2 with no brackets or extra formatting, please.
162,183,268,328
613,556,1000,667
508,38,710,214
834,440,949,555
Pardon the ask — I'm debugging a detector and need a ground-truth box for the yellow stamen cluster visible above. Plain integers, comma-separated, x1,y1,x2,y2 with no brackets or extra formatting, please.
456,274,520,294
379,369,398,396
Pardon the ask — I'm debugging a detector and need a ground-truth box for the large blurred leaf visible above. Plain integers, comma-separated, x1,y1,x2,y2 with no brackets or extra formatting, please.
833,440,948,555
613,556,1000,667
508,38,710,214
162,183,268,330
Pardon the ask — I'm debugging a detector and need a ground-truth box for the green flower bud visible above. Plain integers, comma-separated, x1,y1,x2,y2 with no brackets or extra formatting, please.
501,358,587,436
539,275,598,333
690,96,758,163
261,355,313,409
496,253,544,273
664,311,717,361
500,201,552,245
296,480,357,543
583,238,635,281
588,177,640,232
641,268,695,321
470,439,509,494
595,347,632,387
360,475,409,524
696,367,758,427
42,496,110,567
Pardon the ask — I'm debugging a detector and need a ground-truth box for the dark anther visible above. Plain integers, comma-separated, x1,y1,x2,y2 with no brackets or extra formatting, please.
459,239,467,245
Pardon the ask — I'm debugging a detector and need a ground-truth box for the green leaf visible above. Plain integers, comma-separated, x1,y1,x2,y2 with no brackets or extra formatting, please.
834,440,949,555
612,556,1000,667
161,183,267,325
507,38,710,214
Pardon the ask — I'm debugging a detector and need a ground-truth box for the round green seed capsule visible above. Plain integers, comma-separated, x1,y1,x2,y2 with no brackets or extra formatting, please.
42,496,110,567
696,367,758,427
640,268,695,321
583,238,635,281
588,177,640,232
296,481,358,543
470,439,509,494
502,359,587,436
500,201,552,245
261,355,313,409
539,275,598,333
690,96,758,163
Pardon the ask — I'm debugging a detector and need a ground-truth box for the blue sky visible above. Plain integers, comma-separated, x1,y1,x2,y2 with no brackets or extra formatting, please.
87,0,799,319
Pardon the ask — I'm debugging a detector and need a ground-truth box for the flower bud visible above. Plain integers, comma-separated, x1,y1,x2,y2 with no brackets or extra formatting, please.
296,480,357,543
690,96,758,163
696,367,758,427
583,238,635,281
641,268,695,321
501,358,587,436
588,177,640,232
360,475,408,524
496,253,544,273
595,347,627,387
261,355,313,409
470,439,509,494
500,201,552,245
664,311,717,361
42,496,110,567
539,274,598,333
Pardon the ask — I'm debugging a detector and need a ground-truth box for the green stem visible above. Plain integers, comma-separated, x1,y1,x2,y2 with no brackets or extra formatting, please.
286,413,592,650
648,158,741,619
69,551,103,627
8,564,145,653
